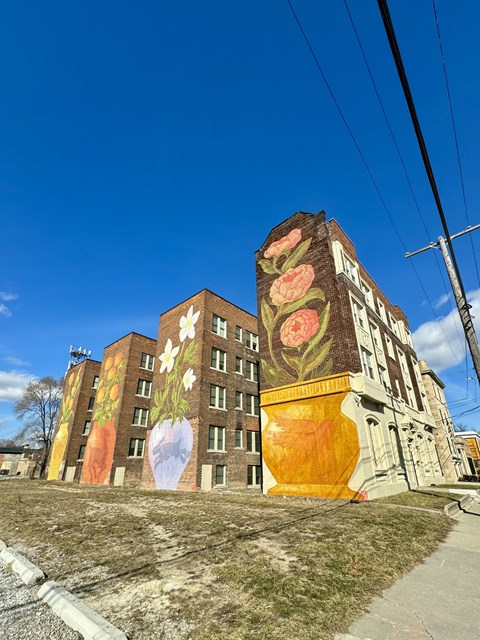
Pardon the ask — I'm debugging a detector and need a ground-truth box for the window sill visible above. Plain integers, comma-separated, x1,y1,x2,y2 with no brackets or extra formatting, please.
207,449,226,454
210,367,227,373
139,367,154,372
135,394,151,399
209,406,227,411
127,456,145,459
246,451,260,455
246,413,259,418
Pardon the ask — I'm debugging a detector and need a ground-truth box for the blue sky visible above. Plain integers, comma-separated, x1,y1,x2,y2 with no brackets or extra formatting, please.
2,0,480,437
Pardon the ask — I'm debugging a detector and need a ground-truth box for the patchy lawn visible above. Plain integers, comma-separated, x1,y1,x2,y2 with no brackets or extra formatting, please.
376,490,454,511
0,481,452,640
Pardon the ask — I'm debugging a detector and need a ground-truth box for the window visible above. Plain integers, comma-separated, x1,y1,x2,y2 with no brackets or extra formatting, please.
246,394,259,416
92,375,99,389
212,314,227,338
352,299,365,329
211,348,227,372
361,349,375,380
361,280,373,306
389,314,399,338
388,425,403,470
343,254,358,284
210,385,226,410
128,438,145,458
247,430,260,453
78,445,86,461
235,391,243,410
245,331,259,351
246,361,259,382
140,353,155,371
132,407,149,426
235,325,243,342
136,379,152,398
215,465,226,486
377,299,387,324
370,323,381,350
367,418,384,469
405,328,413,348
82,420,91,436
235,428,243,448
385,336,395,359
208,426,225,451
378,366,389,390
87,396,95,411
247,465,262,487
235,357,243,375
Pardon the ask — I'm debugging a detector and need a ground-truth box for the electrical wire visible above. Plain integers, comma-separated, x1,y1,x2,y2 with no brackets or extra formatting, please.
343,0,464,350
286,0,459,362
431,0,480,290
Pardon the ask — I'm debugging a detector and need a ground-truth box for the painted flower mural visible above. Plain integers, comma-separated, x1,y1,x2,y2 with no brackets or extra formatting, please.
259,228,332,387
82,351,125,485
149,305,200,490
47,369,80,481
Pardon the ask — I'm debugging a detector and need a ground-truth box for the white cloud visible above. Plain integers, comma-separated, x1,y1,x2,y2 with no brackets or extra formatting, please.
433,292,452,309
412,288,480,373
0,371,36,403
0,292,18,302
0,304,12,317
2,356,31,367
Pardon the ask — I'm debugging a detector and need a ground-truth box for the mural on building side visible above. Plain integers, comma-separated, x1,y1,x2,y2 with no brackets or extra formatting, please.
258,225,362,499
47,369,80,480
259,228,332,388
149,305,199,489
82,351,124,484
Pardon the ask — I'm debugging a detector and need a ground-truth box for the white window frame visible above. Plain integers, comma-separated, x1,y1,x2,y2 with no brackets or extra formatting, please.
245,331,259,352
140,353,155,371
343,253,358,284
208,426,226,452
87,396,95,411
211,347,227,372
247,464,262,487
361,348,375,380
245,360,259,383
215,465,226,486
235,428,243,449
235,357,243,375
92,376,99,389
385,335,395,360
377,299,387,324
78,444,86,461
212,315,227,338
246,394,259,417
235,391,243,410
210,384,226,410
352,299,365,329
82,420,91,436
136,379,152,398
247,430,260,453
128,438,145,458
132,407,149,426
235,325,243,342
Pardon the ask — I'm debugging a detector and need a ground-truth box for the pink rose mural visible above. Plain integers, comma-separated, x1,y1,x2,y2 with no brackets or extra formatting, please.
258,227,332,386
270,264,315,306
280,309,319,348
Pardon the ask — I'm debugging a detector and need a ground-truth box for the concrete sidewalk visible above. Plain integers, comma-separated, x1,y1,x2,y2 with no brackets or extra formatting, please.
336,500,480,640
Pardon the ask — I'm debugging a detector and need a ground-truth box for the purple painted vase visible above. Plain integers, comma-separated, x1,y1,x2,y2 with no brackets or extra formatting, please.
148,418,193,490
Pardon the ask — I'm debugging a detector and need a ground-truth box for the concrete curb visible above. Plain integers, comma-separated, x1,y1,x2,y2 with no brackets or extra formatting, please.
444,495,475,518
38,581,128,640
0,546,45,585
0,539,6,552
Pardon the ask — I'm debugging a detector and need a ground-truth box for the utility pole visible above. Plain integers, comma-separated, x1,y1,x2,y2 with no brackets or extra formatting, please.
406,224,480,385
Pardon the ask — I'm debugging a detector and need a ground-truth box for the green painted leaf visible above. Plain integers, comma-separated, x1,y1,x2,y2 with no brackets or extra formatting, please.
281,350,302,375
302,302,330,361
280,288,326,316
282,238,312,271
261,299,275,333
315,357,333,378
303,337,333,378
258,259,277,275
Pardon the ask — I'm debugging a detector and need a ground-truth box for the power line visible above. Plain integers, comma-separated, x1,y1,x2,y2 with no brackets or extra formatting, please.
431,0,480,290
343,0,464,350
286,0,459,362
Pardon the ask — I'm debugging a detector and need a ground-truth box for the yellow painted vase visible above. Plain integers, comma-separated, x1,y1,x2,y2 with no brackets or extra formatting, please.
262,379,362,500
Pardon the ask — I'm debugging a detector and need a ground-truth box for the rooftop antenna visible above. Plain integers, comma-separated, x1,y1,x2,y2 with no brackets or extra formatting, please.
67,345,92,373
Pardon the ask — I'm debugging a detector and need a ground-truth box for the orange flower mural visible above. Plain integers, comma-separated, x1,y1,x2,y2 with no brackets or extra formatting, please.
82,351,124,485
259,228,332,387
47,369,80,480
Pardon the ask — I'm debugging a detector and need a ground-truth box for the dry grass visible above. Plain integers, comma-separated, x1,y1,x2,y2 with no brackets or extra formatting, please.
376,489,455,511
0,481,453,640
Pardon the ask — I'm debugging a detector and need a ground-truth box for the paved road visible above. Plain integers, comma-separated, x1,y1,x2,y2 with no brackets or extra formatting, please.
0,560,81,640
336,499,480,640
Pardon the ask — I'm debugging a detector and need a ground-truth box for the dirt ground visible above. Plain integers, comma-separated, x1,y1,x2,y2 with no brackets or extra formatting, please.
0,481,453,640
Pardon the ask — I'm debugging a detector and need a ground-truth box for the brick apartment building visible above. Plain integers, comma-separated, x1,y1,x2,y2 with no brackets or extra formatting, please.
49,290,261,491
142,289,261,492
256,210,447,500
47,358,101,482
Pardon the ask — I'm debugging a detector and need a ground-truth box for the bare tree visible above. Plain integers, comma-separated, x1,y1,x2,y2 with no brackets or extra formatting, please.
14,377,64,477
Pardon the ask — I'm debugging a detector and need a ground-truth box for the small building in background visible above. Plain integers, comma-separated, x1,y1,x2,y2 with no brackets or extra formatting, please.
419,360,460,483
455,431,480,476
